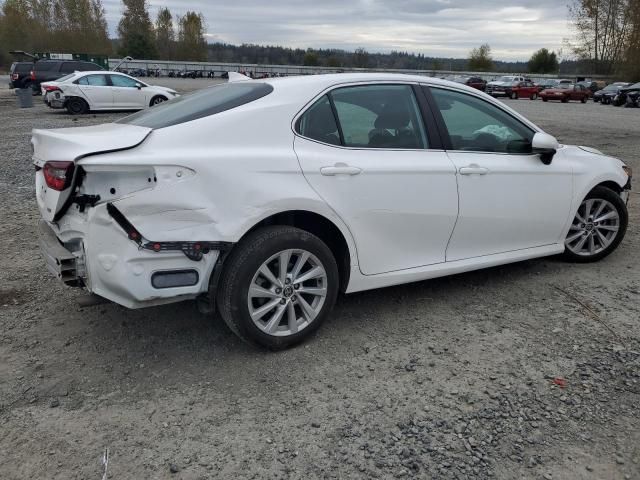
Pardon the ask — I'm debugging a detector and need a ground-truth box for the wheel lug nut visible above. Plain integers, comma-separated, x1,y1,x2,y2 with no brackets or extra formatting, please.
280,299,286,305
294,284,300,290
285,278,291,285
275,288,282,294
580,223,585,228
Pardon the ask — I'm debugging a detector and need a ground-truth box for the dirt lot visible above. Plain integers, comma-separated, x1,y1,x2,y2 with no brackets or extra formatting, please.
0,80,639,480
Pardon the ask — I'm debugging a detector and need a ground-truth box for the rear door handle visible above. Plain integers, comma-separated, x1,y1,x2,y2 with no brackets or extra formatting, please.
459,164,489,175
320,164,362,176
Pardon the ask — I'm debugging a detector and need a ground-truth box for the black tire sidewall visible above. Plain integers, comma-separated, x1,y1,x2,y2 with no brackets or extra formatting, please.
150,96,167,106
218,226,339,349
563,186,628,263
66,97,87,114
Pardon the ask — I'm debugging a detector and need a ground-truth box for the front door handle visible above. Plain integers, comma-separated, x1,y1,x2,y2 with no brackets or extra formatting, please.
320,164,362,176
459,164,489,175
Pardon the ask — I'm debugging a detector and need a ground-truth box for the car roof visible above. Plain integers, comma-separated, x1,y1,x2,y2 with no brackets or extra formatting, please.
262,72,479,94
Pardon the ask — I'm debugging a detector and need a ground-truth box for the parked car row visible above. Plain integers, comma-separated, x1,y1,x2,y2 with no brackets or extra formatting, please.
9,59,104,93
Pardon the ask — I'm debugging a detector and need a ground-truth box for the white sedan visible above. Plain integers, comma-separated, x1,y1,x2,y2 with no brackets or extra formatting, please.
41,71,178,114
33,73,632,349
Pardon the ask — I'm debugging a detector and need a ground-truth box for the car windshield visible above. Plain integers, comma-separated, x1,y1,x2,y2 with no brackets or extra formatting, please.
627,82,640,89
117,82,274,129
603,84,620,91
558,84,574,90
497,76,515,82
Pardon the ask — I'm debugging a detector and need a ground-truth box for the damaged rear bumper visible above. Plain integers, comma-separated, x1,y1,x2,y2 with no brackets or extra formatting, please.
39,203,226,309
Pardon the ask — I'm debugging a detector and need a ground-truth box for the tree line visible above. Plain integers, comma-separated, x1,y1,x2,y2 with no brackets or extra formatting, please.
2,0,639,79
0,0,208,66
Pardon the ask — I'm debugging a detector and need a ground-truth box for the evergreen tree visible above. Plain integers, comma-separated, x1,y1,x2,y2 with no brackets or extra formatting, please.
155,7,174,60
117,0,156,59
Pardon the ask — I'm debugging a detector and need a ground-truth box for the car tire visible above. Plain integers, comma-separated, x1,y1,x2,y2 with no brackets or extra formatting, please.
149,95,167,107
581,96,587,103
542,97,548,102
66,97,88,115
561,97,569,103
562,186,628,263
217,226,339,350
530,93,538,100
510,91,518,100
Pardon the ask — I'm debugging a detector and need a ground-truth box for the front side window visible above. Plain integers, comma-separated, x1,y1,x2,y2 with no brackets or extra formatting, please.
77,74,108,86
430,88,534,154
331,85,428,149
110,74,139,88
296,95,340,146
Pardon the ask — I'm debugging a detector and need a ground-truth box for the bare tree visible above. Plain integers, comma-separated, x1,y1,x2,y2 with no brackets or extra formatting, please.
569,0,631,74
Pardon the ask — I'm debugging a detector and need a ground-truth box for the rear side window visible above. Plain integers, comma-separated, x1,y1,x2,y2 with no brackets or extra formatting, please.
117,82,274,129
77,74,108,86
296,84,428,149
296,95,340,146
60,62,79,73
34,61,58,71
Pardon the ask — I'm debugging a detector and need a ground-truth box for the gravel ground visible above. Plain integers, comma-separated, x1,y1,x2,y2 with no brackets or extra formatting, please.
0,81,639,480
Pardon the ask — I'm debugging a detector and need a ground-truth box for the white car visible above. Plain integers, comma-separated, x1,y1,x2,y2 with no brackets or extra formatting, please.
34,73,632,349
41,71,178,114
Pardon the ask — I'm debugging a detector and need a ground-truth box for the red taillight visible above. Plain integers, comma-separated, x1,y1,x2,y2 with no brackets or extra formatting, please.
30,70,35,81
43,161,75,191
44,85,61,92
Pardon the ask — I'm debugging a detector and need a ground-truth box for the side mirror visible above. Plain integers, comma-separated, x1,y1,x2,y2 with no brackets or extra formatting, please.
135,82,142,90
532,132,559,165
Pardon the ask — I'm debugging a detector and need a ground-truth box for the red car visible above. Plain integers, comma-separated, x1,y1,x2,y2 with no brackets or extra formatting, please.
540,83,590,103
488,79,539,99
508,80,540,100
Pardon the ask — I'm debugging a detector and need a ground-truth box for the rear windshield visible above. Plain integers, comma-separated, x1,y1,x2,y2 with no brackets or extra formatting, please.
117,82,274,129
11,63,32,73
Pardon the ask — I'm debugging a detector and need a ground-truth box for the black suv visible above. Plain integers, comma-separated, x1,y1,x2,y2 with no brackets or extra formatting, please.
30,59,103,93
9,61,34,89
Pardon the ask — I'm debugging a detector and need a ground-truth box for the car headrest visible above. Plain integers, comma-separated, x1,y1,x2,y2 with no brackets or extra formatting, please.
374,103,410,129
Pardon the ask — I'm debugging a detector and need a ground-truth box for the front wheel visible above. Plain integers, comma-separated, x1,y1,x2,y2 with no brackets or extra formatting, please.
563,186,628,263
530,92,538,100
581,96,587,103
542,97,548,102
149,95,167,107
217,226,339,349
510,91,518,100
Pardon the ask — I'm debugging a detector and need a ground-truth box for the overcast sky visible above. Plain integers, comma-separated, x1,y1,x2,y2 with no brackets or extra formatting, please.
102,0,571,61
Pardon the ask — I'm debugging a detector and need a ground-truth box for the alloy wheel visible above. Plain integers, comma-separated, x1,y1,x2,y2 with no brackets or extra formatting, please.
247,249,328,337
565,198,620,256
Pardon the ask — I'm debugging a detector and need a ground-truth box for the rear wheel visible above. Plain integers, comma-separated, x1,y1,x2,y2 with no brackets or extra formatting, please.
530,92,538,100
510,91,518,99
581,96,587,103
542,97,548,102
66,97,88,115
217,226,339,349
561,96,569,103
563,186,628,263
